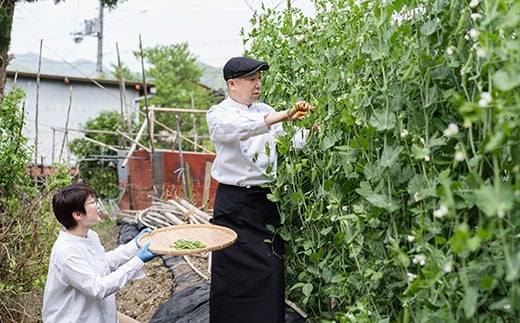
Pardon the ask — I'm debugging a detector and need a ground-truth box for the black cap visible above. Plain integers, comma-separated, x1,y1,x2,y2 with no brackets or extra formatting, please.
223,57,269,81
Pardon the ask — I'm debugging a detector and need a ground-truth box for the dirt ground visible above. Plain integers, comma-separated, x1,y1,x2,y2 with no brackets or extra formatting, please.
102,224,174,323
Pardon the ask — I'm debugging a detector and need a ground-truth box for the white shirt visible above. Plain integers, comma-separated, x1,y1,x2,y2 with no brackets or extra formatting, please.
207,97,307,186
42,229,145,323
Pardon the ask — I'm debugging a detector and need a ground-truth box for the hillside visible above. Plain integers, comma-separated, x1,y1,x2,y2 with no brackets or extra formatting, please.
8,53,225,91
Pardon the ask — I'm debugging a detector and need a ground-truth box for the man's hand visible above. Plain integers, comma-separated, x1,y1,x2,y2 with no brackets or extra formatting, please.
287,101,316,121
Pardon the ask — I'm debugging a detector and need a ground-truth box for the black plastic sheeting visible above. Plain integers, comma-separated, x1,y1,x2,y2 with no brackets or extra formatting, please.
119,221,306,323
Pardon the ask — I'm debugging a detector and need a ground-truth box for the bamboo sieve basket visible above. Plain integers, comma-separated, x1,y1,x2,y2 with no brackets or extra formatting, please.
137,224,238,256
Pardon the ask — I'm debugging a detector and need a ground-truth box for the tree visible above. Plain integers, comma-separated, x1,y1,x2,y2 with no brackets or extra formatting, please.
136,43,220,150
69,110,135,199
111,61,141,82
0,0,127,103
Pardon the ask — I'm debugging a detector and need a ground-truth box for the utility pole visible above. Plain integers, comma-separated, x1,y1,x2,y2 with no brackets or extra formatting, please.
71,1,104,75
96,3,104,74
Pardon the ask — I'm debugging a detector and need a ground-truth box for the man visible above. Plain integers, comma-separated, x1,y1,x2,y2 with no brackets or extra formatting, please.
206,56,315,323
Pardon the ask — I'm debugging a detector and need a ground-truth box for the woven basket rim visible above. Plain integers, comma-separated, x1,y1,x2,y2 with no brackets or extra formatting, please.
137,223,238,256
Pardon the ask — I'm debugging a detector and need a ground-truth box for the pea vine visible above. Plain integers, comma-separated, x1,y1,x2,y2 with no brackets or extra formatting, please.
246,0,520,321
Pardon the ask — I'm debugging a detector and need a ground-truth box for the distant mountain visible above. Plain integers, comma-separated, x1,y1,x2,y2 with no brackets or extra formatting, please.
198,61,225,91
8,52,225,90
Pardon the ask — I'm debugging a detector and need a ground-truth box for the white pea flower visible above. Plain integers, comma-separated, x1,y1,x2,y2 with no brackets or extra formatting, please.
401,129,409,138
446,46,455,55
504,303,511,310
407,235,415,242
424,155,430,162
469,0,479,8
434,204,449,219
443,262,453,273
471,13,481,21
443,123,459,138
455,151,465,162
413,254,426,266
407,272,417,282
469,28,479,39
475,47,487,58
478,92,492,107
498,210,505,218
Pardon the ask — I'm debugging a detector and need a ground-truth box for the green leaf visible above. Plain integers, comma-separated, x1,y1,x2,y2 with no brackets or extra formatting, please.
480,275,494,290
505,248,520,282
302,283,314,297
463,286,478,318
331,274,346,283
450,223,470,254
420,20,438,36
493,65,520,91
484,131,504,152
473,183,514,217
380,145,403,168
368,109,396,131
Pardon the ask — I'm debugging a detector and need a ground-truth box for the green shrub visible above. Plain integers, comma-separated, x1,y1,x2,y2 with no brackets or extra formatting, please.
247,0,520,321
0,90,71,321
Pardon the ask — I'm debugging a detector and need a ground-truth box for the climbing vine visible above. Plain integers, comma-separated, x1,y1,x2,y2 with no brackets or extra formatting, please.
247,0,520,321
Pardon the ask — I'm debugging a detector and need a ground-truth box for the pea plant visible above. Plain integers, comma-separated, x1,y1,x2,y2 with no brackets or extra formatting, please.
245,0,520,321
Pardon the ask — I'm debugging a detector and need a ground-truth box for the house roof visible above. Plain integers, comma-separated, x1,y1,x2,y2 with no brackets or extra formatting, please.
6,69,154,89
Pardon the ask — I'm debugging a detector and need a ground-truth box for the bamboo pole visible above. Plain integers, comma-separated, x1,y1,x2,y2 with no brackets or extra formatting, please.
51,127,119,135
59,84,73,161
81,136,119,153
202,161,212,211
149,107,207,114
34,40,43,184
121,117,148,168
137,109,213,153
138,34,154,158
115,42,132,141
116,129,150,152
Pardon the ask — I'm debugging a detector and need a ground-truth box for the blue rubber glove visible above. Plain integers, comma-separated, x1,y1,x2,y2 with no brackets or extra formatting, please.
134,228,152,247
137,242,158,263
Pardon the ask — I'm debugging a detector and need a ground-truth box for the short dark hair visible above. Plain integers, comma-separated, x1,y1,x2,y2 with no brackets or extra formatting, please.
52,183,95,229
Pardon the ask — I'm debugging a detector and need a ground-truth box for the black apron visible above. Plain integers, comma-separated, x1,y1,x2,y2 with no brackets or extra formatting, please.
210,183,285,323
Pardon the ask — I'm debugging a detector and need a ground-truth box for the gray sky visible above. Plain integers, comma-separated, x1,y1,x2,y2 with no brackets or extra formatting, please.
11,0,315,70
